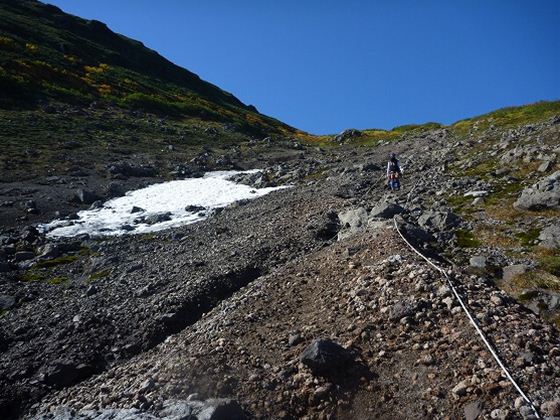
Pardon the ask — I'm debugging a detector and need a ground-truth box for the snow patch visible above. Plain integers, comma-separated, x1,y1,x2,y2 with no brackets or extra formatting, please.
40,170,287,238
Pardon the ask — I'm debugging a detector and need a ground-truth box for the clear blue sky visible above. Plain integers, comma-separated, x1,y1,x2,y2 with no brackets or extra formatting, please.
44,0,560,134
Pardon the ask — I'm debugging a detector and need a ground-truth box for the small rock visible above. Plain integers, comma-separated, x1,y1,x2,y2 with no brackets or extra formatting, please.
86,285,98,296
288,333,303,347
490,295,504,306
452,380,469,397
469,256,486,268
443,296,455,309
464,400,482,420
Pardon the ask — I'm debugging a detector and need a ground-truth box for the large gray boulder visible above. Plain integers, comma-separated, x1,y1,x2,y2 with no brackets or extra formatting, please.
418,210,460,231
159,398,245,420
514,171,560,210
337,207,368,240
538,224,560,249
370,202,404,219
44,398,245,420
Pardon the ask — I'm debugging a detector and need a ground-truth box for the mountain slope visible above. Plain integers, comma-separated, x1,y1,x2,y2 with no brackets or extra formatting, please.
0,0,293,134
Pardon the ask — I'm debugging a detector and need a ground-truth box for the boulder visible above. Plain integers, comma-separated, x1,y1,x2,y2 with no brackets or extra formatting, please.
72,189,100,205
21,226,39,242
105,182,126,198
400,222,435,243
300,339,354,376
538,224,560,249
370,202,404,219
388,301,415,321
145,212,172,224
464,191,488,198
49,406,155,420
38,243,61,260
0,295,15,310
514,171,560,210
502,264,529,282
418,210,460,231
159,398,245,420
337,207,368,240
538,160,555,173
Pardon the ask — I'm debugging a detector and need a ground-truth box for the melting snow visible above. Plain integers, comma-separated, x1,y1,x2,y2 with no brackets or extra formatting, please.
40,170,287,238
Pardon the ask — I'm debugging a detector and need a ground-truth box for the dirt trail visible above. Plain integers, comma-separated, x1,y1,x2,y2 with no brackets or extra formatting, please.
34,228,560,419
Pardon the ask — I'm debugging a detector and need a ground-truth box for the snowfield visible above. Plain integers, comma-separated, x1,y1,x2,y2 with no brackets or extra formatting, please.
40,170,287,238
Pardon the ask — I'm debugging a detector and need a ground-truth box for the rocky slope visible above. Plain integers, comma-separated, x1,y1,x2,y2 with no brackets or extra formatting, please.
1,3,560,418
1,108,560,418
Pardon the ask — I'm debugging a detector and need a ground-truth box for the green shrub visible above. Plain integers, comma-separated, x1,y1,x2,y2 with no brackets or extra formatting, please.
35,255,78,268
455,229,481,248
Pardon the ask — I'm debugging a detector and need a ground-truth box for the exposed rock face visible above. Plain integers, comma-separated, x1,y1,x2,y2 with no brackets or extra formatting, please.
538,224,560,249
418,210,460,230
370,202,404,219
514,171,560,210
334,129,362,143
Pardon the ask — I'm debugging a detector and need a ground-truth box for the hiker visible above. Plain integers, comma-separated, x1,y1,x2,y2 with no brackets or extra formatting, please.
386,153,402,191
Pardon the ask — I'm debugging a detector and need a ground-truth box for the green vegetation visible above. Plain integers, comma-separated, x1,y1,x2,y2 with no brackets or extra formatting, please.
536,249,560,277
509,270,560,292
516,229,541,247
47,276,69,285
455,229,481,248
451,101,560,137
35,255,78,268
20,270,45,282
89,269,110,281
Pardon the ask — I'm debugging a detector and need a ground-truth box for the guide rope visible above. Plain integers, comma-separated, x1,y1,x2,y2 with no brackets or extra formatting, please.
391,181,541,418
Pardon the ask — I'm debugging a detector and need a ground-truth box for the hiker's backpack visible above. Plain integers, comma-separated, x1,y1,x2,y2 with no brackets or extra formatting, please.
389,160,399,173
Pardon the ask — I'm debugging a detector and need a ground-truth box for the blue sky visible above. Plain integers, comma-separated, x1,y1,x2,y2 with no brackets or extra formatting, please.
44,0,560,134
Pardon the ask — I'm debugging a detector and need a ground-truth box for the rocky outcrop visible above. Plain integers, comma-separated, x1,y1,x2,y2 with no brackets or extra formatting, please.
514,171,560,210
539,224,560,249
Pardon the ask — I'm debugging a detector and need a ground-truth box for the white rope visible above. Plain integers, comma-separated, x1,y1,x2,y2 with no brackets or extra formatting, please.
392,217,541,418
